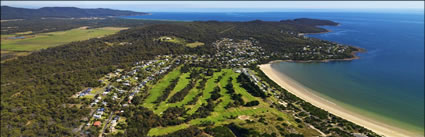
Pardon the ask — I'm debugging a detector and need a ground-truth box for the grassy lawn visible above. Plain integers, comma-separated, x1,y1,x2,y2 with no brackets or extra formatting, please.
165,72,191,102
154,78,203,114
186,71,224,114
147,124,190,136
157,36,204,48
153,72,191,114
142,67,182,110
214,70,233,113
231,72,257,102
144,68,320,136
1,27,127,51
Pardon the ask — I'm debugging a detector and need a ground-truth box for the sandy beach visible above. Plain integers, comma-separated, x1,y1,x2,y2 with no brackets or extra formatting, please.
259,63,422,137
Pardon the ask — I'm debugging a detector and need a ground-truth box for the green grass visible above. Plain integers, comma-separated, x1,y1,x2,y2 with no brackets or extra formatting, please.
231,72,257,102
147,124,190,136
145,68,320,136
187,71,224,114
214,70,233,113
1,27,126,51
154,72,192,114
185,42,204,48
157,36,204,48
190,107,268,125
165,73,191,102
142,67,182,110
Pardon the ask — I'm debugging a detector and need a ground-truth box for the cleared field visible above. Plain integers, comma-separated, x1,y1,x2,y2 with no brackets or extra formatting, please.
186,71,224,114
154,72,192,114
142,67,182,110
143,68,320,136
147,124,190,136
0,50,31,63
214,70,233,112
157,36,204,48
185,42,204,48
231,73,257,102
1,27,127,51
165,72,191,102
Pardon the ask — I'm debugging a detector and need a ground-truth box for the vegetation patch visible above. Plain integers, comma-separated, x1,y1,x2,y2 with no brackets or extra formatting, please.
147,124,190,136
1,27,126,51
142,67,182,110
186,42,204,48
157,36,204,48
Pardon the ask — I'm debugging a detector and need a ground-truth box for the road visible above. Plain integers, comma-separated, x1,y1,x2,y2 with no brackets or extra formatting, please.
74,109,95,134
99,111,113,137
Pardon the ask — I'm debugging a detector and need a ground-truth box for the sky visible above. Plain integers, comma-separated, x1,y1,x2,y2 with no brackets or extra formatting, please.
2,1,424,12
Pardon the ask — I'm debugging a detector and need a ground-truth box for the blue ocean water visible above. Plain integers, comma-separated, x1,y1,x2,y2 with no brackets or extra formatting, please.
123,12,424,132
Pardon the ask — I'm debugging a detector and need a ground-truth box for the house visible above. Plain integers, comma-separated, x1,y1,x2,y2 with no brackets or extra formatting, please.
79,88,93,97
113,116,120,121
93,114,101,119
93,121,101,127
98,108,105,112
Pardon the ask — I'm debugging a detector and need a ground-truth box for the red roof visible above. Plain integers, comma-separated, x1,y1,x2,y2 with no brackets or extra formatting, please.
93,121,101,127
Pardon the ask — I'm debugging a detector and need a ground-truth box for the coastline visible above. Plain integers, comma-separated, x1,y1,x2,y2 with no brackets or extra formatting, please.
259,63,422,137
298,29,332,35
268,46,365,64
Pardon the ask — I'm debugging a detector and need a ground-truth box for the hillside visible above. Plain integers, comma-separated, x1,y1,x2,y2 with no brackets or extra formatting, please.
280,18,339,26
0,6,148,19
0,18,376,136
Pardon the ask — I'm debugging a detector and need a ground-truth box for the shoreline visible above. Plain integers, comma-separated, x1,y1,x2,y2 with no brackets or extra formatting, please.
268,47,365,64
298,29,332,35
259,63,422,137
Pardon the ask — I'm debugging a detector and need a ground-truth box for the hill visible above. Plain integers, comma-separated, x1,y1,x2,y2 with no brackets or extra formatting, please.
0,6,148,19
0,18,376,136
280,18,339,26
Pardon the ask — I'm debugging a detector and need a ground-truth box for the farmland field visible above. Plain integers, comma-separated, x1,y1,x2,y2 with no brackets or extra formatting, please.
1,27,127,51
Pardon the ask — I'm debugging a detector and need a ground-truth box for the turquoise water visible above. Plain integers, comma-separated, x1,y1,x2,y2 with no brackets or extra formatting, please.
271,13,424,133
124,12,424,133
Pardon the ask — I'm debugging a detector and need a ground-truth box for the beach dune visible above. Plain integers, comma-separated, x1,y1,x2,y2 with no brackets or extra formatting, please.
259,63,420,137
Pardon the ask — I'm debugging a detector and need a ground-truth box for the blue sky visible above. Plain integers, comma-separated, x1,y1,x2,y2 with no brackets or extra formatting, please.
2,1,424,12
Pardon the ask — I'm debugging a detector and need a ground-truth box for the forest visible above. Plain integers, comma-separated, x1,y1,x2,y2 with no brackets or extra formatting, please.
1,6,148,20
1,18,363,136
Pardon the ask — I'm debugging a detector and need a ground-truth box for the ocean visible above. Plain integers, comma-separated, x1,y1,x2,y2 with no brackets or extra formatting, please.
123,12,424,134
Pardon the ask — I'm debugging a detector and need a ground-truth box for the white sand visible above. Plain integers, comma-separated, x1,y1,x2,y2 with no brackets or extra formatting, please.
259,63,421,137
